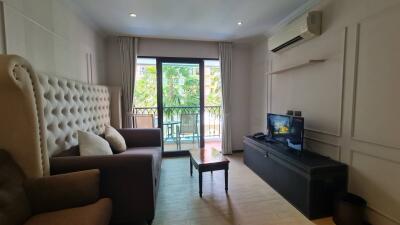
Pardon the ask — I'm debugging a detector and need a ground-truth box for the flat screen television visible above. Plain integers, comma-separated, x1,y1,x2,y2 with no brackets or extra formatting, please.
266,113,304,151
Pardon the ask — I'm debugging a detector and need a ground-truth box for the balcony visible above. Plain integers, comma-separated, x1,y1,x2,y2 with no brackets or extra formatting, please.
133,106,222,151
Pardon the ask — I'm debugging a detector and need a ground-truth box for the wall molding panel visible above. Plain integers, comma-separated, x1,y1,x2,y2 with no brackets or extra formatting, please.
351,5,400,151
2,1,105,84
305,137,341,160
348,6,400,225
349,149,400,224
269,27,347,137
304,130,341,146
264,2,400,224
350,23,360,142
4,2,67,42
351,141,400,165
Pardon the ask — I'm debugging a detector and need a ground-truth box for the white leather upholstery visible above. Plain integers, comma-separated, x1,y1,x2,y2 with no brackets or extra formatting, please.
0,55,121,178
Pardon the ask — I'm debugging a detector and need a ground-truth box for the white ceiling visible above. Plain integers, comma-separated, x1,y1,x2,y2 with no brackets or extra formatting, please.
66,0,312,41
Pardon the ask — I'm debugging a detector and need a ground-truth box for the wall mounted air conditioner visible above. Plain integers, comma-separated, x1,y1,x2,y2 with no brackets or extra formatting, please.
268,11,322,53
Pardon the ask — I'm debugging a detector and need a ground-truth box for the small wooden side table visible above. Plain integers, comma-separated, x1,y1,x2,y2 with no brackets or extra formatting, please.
189,148,230,197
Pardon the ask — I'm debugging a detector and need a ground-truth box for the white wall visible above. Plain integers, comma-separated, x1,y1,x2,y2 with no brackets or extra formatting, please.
1,0,106,84
106,37,219,86
231,44,251,150
106,37,251,150
249,39,269,134
105,37,121,87
249,1,400,224
138,38,218,59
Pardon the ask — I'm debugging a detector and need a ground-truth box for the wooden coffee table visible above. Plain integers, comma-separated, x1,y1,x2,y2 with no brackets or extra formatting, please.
189,148,230,197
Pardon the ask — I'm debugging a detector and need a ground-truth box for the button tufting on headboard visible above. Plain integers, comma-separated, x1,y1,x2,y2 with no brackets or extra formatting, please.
0,54,122,178
36,73,111,157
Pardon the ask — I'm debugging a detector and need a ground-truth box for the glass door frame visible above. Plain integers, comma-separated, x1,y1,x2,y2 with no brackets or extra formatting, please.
156,57,205,156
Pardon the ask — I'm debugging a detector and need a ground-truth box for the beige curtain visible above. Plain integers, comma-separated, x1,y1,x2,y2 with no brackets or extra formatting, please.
118,37,138,128
219,42,233,154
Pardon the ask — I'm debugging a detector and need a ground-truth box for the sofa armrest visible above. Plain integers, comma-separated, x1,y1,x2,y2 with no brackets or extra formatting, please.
24,169,100,214
117,128,161,148
50,154,155,223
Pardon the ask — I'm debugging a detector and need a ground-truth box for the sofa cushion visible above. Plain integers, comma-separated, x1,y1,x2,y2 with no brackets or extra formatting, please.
0,150,31,225
105,126,127,153
78,131,113,156
24,198,112,225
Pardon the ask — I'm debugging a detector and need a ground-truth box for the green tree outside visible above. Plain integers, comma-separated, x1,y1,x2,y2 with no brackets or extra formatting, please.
134,65,157,107
134,63,221,110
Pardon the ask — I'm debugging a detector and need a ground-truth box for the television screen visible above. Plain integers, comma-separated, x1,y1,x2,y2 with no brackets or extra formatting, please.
267,113,304,151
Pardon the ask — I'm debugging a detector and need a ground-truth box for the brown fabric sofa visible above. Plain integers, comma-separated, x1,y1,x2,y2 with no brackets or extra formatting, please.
50,128,162,225
0,150,112,225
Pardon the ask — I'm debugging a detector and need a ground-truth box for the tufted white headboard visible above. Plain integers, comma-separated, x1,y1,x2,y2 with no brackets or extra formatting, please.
37,73,112,157
0,55,121,178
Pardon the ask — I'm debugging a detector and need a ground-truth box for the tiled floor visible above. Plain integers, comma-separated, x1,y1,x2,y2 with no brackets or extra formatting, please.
153,154,335,225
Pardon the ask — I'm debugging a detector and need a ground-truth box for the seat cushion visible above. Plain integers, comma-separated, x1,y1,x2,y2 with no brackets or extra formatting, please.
119,147,161,165
24,198,112,225
120,147,161,158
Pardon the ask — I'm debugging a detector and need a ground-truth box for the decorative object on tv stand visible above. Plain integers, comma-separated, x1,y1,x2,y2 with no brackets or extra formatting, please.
287,110,294,116
294,111,302,117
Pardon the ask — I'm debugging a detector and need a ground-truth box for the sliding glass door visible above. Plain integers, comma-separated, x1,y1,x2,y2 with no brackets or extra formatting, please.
134,57,222,155
158,59,204,154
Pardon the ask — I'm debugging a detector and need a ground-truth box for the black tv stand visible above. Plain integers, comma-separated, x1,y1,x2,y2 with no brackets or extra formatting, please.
243,136,348,219
264,136,277,143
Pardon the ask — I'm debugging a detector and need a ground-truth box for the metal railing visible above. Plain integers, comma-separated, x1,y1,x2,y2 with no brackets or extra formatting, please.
132,106,222,138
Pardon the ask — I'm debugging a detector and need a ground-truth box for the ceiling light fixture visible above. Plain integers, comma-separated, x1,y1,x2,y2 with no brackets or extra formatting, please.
129,13,137,18
237,21,243,26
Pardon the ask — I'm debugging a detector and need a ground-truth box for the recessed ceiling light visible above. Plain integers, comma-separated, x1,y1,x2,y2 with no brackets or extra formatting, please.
129,13,137,18
237,21,243,26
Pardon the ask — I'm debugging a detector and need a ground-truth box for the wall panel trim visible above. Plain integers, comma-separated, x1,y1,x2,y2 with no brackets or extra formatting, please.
268,28,347,137
3,2,67,42
304,128,340,137
368,207,400,225
351,148,400,165
351,19,400,151
305,136,341,148
350,23,360,140
305,136,341,160
350,149,400,224
0,2,6,54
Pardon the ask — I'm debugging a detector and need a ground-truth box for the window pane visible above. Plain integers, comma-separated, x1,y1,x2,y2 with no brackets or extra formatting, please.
204,60,222,148
133,58,158,128
134,58,157,107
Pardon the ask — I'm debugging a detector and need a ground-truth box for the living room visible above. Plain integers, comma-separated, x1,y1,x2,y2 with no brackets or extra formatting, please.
0,0,399,225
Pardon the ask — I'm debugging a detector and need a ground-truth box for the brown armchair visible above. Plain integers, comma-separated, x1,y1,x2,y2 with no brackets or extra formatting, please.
0,150,112,225
50,128,162,225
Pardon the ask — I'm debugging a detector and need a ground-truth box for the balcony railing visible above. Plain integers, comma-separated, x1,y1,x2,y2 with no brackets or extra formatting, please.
133,106,222,138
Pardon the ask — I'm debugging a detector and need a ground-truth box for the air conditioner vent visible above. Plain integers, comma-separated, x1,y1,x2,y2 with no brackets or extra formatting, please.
271,36,304,53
